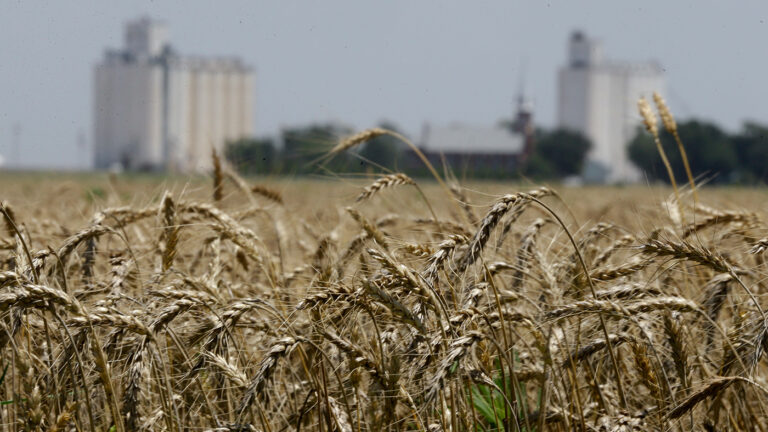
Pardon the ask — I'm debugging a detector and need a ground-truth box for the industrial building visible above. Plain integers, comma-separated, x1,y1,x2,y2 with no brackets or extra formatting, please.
93,16,254,171
404,95,535,178
558,31,665,182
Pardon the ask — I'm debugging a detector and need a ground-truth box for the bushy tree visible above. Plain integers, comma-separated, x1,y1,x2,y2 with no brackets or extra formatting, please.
732,122,768,183
281,124,354,174
525,129,591,179
522,153,556,180
628,120,737,184
225,138,278,175
359,121,404,171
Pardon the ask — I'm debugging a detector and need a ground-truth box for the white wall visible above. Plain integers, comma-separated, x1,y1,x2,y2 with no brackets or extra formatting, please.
557,31,665,182
557,68,590,135
94,61,163,169
94,59,253,171
558,62,664,182
93,19,254,172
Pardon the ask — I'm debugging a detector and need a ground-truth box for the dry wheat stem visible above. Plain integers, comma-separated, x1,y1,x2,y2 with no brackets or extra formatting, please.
665,376,768,419
654,91,698,205
639,96,681,213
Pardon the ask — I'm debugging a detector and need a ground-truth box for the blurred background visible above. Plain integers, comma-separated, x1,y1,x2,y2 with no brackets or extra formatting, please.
1,0,767,184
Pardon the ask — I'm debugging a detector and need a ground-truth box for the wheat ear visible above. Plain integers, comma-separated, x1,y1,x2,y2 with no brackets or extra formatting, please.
654,91,698,204
639,96,680,210
356,173,415,202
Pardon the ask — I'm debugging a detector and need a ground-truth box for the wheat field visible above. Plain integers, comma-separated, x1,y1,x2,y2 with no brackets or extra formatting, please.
1,164,768,431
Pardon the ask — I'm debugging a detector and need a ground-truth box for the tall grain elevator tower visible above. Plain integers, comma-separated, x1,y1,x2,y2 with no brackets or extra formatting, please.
94,16,254,171
557,31,665,183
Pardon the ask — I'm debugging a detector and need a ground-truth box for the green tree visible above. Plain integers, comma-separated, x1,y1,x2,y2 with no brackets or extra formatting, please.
281,124,354,174
526,129,591,178
225,138,278,175
359,121,404,171
522,153,556,180
732,122,768,183
628,120,737,184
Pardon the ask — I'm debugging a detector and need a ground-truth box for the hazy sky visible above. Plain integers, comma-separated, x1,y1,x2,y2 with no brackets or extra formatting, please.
1,1,767,169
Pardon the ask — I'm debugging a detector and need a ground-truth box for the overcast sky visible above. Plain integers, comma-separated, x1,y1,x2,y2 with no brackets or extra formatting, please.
1,0,766,169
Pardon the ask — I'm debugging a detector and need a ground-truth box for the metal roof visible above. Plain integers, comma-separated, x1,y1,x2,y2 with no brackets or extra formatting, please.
420,123,524,155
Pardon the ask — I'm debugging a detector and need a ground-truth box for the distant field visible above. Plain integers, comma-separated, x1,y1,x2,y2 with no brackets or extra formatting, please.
1,170,768,430
1,170,764,230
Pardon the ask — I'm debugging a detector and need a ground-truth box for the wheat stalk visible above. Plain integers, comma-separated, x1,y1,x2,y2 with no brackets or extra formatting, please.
356,173,415,202
425,331,484,403
423,234,467,284
666,376,740,419
250,184,284,205
237,336,302,418
654,91,698,204
346,207,388,249
545,297,698,320
160,192,179,271
460,187,551,273
329,128,388,156
562,334,631,368
639,96,681,209
642,238,731,273
212,147,224,202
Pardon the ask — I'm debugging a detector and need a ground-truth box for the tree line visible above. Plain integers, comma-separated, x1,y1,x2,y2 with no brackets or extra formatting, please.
225,123,591,180
628,120,768,184
226,119,768,183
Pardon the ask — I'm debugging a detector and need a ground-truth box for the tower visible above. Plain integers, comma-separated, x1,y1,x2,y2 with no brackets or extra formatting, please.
94,17,254,172
557,30,665,183
124,16,168,59
567,30,602,68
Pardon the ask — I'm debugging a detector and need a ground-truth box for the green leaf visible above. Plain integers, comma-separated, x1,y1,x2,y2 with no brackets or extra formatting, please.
471,385,496,423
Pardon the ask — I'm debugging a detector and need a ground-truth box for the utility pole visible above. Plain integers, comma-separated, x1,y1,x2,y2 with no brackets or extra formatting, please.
11,123,21,168
77,128,88,170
